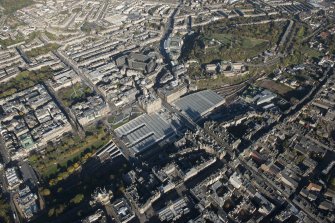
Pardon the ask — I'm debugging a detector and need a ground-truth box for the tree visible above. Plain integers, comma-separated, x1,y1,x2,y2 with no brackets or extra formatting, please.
55,204,66,216
67,166,75,174
49,179,56,186
0,68,53,98
0,195,11,223
48,208,55,217
70,194,84,204
41,188,51,196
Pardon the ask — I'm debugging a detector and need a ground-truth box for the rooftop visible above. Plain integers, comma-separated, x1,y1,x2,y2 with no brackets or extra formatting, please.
114,110,183,154
173,90,225,122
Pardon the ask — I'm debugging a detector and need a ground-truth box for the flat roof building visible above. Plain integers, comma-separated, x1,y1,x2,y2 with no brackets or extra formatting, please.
173,90,225,122
114,110,183,155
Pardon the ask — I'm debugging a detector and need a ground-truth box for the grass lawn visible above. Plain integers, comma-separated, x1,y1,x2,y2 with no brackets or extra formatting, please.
0,31,41,48
186,19,286,65
300,45,322,58
58,83,94,107
44,31,58,40
33,159,129,223
26,43,60,58
197,73,250,89
0,67,53,98
208,33,268,48
0,0,34,14
197,33,269,63
29,124,111,179
0,36,25,47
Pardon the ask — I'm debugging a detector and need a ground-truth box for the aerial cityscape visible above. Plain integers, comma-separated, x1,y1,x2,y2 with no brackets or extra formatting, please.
0,0,334,222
